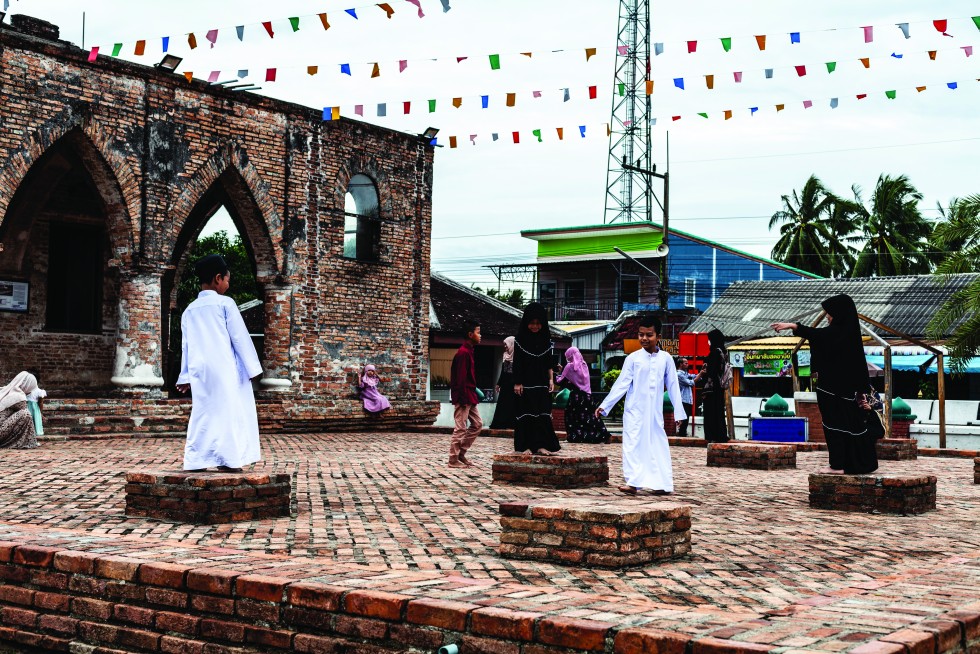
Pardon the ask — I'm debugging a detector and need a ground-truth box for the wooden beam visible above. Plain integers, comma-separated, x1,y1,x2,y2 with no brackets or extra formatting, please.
937,352,946,449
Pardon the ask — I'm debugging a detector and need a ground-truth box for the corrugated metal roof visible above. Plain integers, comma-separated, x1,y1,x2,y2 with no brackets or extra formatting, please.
688,274,979,340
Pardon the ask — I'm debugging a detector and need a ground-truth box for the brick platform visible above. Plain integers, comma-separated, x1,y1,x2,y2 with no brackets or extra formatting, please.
499,498,691,567
809,473,937,515
125,470,292,523
876,438,918,461
706,442,797,470
491,454,609,488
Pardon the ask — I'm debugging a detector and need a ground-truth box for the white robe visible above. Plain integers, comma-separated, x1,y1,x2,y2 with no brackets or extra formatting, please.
177,290,263,470
599,348,686,492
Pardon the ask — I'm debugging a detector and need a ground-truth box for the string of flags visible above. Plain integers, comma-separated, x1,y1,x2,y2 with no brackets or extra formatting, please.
338,77,978,148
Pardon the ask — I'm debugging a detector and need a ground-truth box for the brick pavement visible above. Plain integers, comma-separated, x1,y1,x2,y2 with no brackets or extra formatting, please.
0,433,978,652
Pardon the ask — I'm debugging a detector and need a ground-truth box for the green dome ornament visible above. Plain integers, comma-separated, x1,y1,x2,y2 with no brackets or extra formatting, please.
760,394,794,417
891,397,916,420
663,391,673,412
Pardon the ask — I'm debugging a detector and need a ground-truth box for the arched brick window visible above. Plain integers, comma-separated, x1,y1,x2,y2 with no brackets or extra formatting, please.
343,174,380,261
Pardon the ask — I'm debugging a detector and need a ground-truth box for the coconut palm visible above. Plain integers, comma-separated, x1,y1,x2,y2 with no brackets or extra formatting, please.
926,194,980,369
824,185,864,277
769,175,836,276
850,174,932,277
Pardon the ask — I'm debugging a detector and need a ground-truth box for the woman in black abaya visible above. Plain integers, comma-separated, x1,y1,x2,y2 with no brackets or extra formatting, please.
696,329,731,443
772,294,878,474
512,303,561,456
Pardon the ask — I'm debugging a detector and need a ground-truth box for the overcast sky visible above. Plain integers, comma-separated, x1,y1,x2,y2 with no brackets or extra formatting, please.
16,0,979,288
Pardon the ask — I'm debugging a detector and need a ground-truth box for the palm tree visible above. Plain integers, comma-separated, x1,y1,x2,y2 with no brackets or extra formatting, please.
926,194,980,369
769,175,836,276
824,185,864,277
850,174,932,277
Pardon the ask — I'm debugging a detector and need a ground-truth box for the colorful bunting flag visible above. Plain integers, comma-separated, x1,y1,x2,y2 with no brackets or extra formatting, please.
826,61,837,72
618,83,625,96
237,26,245,40
916,86,926,92
891,53,903,59
933,20,951,37
489,54,500,70
87,47,99,62
207,71,220,83
589,86,597,99
734,71,742,82
645,80,654,95
705,75,714,89
720,37,731,52
456,57,467,63
948,82,958,89
332,107,340,120
378,3,395,19
405,0,424,18
532,90,542,98
617,45,628,55
322,108,332,120
775,104,784,112
863,26,873,42
885,90,896,99
371,63,380,78
289,17,300,31
183,72,193,82
403,101,410,114
795,65,806,77
162,36,170,53
512,132,519,144
186,34,197,50
556,127,564,140
856,93,867,100
750,107,758,114
521,52,532,58
134,40,145,55
765,68,773,79
206,29,218,47
563,88,570,102
803,100,812,108
654,43,663,55
452,97,462,108
973,16,980,32
830,97,839,108
238,69,248,78
469,134,476,145
265,68,277,82
355,105,363,116
263,22,274,38
506,93,516,107
790,32,800,43
307,65,318,75
860,58,870,68
897,23,910,38
672,116,681,121
962,46,973,57
687,41,697,53
111,43,123,56
673,78,684,89
428,99,436,112
533,129,542,142
481,95,489,108
724,110,732,120
319,14,330,29
579,126,586,137
449,136,457,148
492,133,499,142
378,103,387,116
399,60,408,72
585,47,596,61
697,112,708,119
755,35,766,50
341,63,351,75
345,9,358,19
928,51,937,60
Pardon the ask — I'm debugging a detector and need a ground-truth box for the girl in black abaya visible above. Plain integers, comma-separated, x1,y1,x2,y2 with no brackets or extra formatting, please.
512,303,561,456
772,294,878,474
695,329,731,443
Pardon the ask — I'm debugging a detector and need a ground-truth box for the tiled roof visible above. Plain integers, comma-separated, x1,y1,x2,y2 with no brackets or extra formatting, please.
429,273,568,341
688,274,979,340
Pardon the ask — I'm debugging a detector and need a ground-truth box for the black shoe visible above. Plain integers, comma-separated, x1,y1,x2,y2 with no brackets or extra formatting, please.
216,466,243,472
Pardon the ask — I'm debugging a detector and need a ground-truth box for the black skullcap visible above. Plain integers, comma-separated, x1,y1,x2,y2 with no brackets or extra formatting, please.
194,254,229,284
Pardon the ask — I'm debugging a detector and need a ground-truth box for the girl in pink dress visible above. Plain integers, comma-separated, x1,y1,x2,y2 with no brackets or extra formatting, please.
359,365,391,413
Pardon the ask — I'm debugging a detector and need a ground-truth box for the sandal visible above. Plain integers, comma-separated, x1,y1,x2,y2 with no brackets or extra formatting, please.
618,485,637,495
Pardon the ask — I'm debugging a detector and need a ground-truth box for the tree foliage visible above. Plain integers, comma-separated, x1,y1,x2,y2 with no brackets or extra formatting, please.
176,231,260,312
850,174,932,277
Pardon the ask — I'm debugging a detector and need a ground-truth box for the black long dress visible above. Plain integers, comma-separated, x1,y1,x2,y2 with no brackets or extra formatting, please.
701,347,730,443
794,294,878,474
563,386,611,443
513,341,561,454
489,362,516,430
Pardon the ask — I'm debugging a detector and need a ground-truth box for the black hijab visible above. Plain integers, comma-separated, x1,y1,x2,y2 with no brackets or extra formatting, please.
516,302,552,354
812,293,870,393
707,329,727,378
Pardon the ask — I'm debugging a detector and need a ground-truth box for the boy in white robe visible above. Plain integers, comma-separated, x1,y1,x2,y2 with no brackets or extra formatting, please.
596,315,686,495
176,254,263,472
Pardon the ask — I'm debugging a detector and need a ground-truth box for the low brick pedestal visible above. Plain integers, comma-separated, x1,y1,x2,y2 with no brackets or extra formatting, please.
706,442,796,470
809,473,937,515
499,498,691,567
664,410,676,436
551,407,566,431
876,438,918,460
125,470,292,523
794,392,824,443
891,418,914,439
491,454,608,488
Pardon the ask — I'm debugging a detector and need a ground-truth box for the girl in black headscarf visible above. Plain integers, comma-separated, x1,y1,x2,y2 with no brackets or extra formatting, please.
695,329,731,443
512,303,561,455
772,294,878,474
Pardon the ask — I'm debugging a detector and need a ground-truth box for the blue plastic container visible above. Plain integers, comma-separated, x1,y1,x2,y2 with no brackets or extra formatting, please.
749,417,808,442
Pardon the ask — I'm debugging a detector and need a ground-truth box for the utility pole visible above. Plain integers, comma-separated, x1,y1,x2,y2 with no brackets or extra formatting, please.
620,146,670,310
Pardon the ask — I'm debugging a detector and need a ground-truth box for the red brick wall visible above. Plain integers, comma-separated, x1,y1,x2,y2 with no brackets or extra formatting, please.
0,28,436,425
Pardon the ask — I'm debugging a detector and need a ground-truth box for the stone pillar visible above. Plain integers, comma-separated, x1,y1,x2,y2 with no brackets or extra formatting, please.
258,282,293,390
794,392,823,443
112,270,165,390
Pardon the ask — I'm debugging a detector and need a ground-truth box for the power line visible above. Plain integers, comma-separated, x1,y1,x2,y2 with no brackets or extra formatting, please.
673,137,980,164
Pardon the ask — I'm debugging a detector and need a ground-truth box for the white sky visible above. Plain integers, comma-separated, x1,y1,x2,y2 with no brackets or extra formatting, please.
14,0,979,288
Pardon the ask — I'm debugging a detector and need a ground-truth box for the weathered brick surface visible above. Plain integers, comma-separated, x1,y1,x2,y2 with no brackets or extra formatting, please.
975,457,979,485
124,470,291,523
808,473,937,515
499,498,692,567
795,398,824,443
491,454,610,489
876,438,918,461
891,418,914,439
707,443,797,470
0,22,437,432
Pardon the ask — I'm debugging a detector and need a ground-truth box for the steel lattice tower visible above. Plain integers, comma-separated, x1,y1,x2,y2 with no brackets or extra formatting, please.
603,0,653,224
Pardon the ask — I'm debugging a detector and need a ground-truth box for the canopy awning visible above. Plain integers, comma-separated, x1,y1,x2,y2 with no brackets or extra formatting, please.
865,354,935,372
926,357,980,374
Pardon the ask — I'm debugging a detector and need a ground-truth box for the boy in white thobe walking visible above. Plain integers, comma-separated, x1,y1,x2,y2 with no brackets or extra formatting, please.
176,254,263,472
596,315,686,495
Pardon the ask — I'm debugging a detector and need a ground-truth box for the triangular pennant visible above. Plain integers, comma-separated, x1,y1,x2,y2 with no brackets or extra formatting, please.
265,68,277,82
947,82,958,89
973,16,980,32
856,93,867,100
521,52,532,58
928,50,937,60
307,65,318,75
428,99,436,112
687,40,697,53
933,19,951,37
506,92,516,107
341,64,351,75
825,61,837,73
705,75,714,89
492,133,499,142
456,57,467,63
345,9,358,19
207,71,220,83
896,23,910,38
489,54,500,70
237,69,248,78
405,0,424,18
469,134,477,145
862,26,873,42
720,37,731,52
371,63,380,78
111,43,123,56
795,65,806,77
236,25,245,40
206,29,218,47
697,112,708,119
263,22,274,38
162,36,170,53
183,72,193,82
377,103,387,116
673,78,684,89
318,14,330,30
399,60,408,72
532,90,542,98
579,126,586,137
860,58,870,68
654,42,663,55
733,71,742,82
452,97,462,108
563,88,570,102
606,123,611,136
830,98,839,108
134,40,146,56
916,86,926,92
755,35,766,50
289,17,300,32
186,34,196,50
87,47,99,62
617,45,628,55
585,47,596,61
378,3,395,18
355,105,363,116
556,127,564,140
790,32,800,43
724,110,732,120
885,90,896,99
962,46,974,57
775,104,784,112
672,116,681,121
532,129,542,143
403,101,411,114
750,107,758,115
